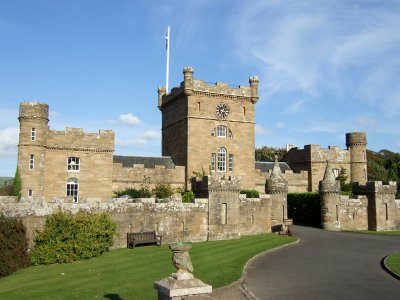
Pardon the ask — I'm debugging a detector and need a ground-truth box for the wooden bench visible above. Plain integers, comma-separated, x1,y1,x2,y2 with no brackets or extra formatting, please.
127,231,162,249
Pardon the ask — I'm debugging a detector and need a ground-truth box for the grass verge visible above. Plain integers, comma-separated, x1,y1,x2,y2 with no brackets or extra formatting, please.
0,234,296,299
386,252,400,275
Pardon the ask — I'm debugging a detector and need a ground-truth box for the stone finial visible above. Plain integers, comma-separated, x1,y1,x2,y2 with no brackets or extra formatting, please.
323,160,336,182
265,156,288,194
319,160,340,193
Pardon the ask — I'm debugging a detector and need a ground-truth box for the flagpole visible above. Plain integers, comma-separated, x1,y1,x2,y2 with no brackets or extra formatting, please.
165,26,170,94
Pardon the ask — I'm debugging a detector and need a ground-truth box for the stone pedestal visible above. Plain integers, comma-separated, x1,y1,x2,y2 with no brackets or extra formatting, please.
154,276,212,300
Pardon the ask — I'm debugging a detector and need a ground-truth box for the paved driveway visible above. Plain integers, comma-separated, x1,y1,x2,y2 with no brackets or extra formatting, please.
245,226,400,300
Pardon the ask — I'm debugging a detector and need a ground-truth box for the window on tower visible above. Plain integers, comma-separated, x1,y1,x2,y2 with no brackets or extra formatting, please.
31,128,36,141
29,155,34,170
216,125,227,137
211,153,216,172
217,147,226,172
67,157,80,171
67,178,79,202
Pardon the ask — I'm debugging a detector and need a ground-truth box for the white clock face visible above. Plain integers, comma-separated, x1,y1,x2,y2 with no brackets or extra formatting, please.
215,103,230,119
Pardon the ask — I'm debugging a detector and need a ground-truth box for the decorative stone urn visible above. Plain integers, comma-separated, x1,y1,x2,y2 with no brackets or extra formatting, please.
169,241,194,280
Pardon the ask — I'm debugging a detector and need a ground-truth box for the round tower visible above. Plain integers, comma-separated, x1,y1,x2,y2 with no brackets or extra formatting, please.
346,132,367,185
319,161,341,231
18,102,49,199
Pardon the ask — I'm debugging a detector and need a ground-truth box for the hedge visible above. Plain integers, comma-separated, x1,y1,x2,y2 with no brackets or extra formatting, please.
0,214,30,277
31,211,117,265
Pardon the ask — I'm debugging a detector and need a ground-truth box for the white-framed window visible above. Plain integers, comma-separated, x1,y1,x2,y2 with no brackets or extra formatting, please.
333,168,339,178
29,154,34,170
67,178,79,202
229,154,234,172
363,169,367,180
211,153,216,172
362,150,366,161
31,128,36,141
216,125,227,138
67,157,80,171
28,189,33,197
217,147,226,172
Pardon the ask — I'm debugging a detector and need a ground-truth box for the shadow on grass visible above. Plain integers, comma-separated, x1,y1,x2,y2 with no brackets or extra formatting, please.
104,294,123,300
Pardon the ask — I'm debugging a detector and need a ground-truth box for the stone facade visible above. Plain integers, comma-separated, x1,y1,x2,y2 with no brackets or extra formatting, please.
283,133,368,192
158,67,258,190
318,162,400,231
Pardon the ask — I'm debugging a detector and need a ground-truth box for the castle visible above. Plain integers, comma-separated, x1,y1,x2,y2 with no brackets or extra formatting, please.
1,67,398,249
17,67,367,201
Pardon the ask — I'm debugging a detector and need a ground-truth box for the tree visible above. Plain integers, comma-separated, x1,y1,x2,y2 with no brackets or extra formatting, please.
337,169,351,193
255,146,286,162
12,168,22,200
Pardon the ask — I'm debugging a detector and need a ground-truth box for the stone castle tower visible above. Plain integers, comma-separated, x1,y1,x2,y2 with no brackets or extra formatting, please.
158,67,259,189
18,102,49,198
346,132,367,185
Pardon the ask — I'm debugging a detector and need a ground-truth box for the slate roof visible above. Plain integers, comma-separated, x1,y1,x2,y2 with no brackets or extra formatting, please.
113,155,176,169
255,161,292,173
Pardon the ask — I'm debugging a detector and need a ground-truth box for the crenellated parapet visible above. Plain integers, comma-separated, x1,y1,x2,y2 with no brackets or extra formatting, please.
158,67,259,108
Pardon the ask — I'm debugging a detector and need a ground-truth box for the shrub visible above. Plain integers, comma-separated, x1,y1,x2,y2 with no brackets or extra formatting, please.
31,211,117,265
153,183,174,199
182,190,195,203
240,189,260,198
0,214,30,277
287,192,321,228
114,187,151,198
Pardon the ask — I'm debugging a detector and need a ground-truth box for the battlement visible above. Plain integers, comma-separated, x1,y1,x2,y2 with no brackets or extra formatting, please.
346,132,367,147
47,127,114,151
19,101,49,121
354,181,397,195
158,67,259,107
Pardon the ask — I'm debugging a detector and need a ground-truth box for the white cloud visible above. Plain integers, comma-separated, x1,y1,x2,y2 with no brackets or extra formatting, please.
49,111,60,118
118,113,141,126
284,100,304,115
255,125,272,135
0,127,19,156
116,130,161,146
276,122,285,129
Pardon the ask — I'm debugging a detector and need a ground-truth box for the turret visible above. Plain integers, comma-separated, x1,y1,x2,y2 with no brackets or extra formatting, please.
183,66,194,96
249,76,259,104
265,156,288,229
346,132,367,185
319,161,341,231
18,102,49,198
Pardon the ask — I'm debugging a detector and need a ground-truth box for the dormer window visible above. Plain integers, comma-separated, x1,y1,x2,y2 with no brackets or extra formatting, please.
67,157,80,171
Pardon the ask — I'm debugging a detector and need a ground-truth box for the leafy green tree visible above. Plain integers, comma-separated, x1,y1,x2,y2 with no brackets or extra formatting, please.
12,168,22,200
255,146,286,162
337,169,351,193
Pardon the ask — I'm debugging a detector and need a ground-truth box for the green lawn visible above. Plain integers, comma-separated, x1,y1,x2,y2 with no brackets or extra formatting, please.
0,234,296,299
386,252,400,275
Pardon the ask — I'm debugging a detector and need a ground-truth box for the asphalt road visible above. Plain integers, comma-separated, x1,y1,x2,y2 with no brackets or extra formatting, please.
245,226,400,300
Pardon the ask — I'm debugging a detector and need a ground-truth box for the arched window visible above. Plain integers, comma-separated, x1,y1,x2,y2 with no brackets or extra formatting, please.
216,125,227,137
217,147,226,172
67,157,80,171
67,178,79,202
362,150,366,161
333,168,339,178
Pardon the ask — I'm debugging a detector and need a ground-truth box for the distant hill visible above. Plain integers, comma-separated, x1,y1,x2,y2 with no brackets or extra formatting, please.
0,177,13,187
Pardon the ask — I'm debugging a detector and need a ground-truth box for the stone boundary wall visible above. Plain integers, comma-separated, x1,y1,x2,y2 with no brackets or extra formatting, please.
112,163,186,192
339,195,368,230
0,198,208,249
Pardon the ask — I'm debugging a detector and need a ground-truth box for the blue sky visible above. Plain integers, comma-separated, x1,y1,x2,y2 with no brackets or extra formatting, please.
1,0,400,176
